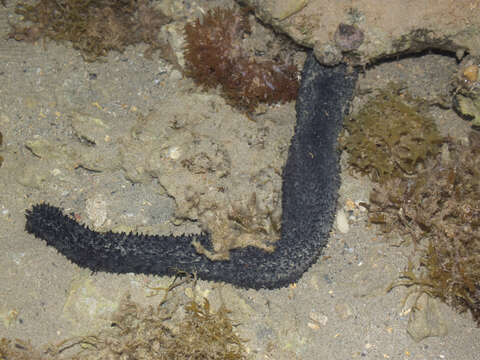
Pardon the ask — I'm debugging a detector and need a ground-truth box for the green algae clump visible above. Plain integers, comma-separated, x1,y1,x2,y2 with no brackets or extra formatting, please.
341,85,443,183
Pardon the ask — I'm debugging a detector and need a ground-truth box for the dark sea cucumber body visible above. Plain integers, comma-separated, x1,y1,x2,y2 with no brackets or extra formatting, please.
25,53,357,289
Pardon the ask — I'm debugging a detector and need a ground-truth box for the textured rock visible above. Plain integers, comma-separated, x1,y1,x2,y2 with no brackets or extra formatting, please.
240,0,480,65
119,93,290,259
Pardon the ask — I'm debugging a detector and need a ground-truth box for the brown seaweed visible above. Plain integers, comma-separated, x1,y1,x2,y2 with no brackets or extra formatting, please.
340,85,443,183
341,84,480,324
375,132,480,324
8,0,171,61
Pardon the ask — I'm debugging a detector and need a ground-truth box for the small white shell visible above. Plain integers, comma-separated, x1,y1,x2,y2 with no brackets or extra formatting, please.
167,146,181,160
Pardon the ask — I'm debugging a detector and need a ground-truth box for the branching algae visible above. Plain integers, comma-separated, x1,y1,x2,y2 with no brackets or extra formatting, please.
342,85,480,325
372,133,480,325
8,0,171,61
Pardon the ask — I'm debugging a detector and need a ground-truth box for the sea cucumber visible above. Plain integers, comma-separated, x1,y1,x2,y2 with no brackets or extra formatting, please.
25,53,357,289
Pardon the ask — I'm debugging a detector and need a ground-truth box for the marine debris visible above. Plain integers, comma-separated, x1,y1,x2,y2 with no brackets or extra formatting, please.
184,7,299,112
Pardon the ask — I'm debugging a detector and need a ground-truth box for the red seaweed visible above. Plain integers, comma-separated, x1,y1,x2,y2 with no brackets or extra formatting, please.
184,8,299,112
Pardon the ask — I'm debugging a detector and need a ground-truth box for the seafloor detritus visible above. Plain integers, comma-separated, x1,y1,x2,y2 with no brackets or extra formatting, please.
0,282,247,360
371,132,480,325
340,85,443,183
184,8,299,112
8,0,171,61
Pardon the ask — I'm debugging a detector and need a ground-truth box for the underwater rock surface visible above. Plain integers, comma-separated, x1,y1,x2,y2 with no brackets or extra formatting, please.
241,0,480,65
25,53,357,289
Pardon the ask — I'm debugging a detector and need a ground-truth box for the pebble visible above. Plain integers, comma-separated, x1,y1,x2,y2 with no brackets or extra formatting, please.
334,303,353,320
335,209,349,233
169,69,182,81
86,195,107,228
309,311,328,326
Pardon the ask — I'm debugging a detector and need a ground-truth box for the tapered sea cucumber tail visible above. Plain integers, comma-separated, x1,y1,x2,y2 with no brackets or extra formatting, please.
25,53,357,289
